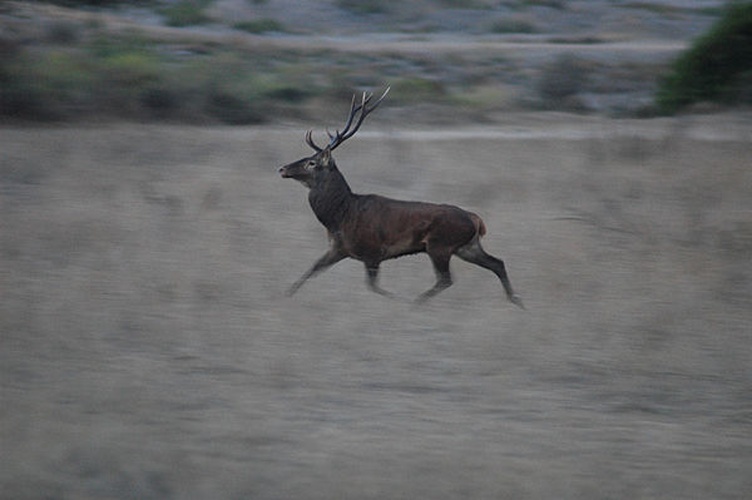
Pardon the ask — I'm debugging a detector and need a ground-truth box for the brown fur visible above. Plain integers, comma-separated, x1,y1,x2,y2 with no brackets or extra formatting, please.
469,212,487,238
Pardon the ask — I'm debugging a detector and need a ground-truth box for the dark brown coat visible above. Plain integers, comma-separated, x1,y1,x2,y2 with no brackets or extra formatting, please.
280,144,523,307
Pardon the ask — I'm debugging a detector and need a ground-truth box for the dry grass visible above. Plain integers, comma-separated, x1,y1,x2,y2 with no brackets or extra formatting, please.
1,113,751,499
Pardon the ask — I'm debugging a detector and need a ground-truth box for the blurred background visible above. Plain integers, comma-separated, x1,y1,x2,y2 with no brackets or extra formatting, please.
1,1,751,499
2,0,750,122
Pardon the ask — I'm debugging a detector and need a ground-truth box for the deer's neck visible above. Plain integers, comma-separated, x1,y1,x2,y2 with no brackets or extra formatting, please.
308,169,354,231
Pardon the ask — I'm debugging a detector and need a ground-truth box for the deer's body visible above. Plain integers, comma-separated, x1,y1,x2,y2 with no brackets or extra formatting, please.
308,168,479,258
339,196,480,260
279,89,523,307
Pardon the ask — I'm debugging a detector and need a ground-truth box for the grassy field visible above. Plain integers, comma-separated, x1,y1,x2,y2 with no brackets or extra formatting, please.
1,111,750,499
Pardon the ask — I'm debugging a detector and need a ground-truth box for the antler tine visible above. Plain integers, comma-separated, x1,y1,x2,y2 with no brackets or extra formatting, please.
343,92,362,131
327,93,364,149
305,129,322,152
372,85,390,108
328,87,390,151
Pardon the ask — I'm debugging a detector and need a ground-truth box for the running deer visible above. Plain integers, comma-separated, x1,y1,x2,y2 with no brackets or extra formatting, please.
278,88,524,307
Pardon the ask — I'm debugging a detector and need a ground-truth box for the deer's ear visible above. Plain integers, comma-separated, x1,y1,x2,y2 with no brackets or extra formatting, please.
320,147,333,166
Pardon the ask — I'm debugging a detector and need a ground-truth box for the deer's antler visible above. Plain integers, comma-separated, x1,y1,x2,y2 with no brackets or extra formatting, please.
305,87,390,152
305,130,322,152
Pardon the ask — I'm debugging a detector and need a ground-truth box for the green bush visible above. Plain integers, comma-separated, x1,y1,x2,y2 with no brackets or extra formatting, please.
205,89,264,124
656,2,752,113
437,0,489,7
538,53,591,104
490,19,537,34
140,85,181,118
621,2,682,15
336,0,390,15
520,0,566,9
29,0,151,5
0,65,56,120
0,49,95,120
100,52,159,87
390,78,448,103
160,0,213,27
177,52,315,123
87,32,151,59
233,19,285,34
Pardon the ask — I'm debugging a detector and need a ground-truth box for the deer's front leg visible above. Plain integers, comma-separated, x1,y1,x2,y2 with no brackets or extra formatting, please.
365,264,396,299
287,248,346,296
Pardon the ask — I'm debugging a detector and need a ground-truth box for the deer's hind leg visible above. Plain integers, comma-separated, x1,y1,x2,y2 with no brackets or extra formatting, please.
455,237,524,309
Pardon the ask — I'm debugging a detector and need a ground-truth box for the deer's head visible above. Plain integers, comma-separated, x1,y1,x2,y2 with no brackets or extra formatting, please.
278,146,337,189
278,88,389,190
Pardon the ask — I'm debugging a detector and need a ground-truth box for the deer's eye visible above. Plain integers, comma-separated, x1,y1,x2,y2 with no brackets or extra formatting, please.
306,161,319,170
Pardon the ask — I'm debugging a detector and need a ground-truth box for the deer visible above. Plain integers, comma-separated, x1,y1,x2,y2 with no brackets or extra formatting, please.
278,88,524,308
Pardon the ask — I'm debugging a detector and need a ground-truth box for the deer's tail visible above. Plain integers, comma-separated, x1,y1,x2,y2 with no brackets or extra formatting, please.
469,213,487,238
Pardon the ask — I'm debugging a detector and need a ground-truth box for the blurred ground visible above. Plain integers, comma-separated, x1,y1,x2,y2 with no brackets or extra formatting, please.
1,111,751,499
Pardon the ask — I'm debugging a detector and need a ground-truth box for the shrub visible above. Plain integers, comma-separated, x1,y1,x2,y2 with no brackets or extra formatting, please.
140,85,181,118
46,21,82,45
263,85,309,103
521,0,566,9
100,52,159,87
336,0,389,15
538,53,591,104
490,18,537,34
233,19,285,34
30,0,150,5
0,49,94,120
87,32,151,59
160,0,213,27
0,68,55,120
656,2,752,113
437,0,489,7
390,78,448,103
205,89,264,124
92,44,161,115
621,2,682,16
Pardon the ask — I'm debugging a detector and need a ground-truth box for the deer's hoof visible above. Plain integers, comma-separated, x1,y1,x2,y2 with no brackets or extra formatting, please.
510,295,525,310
